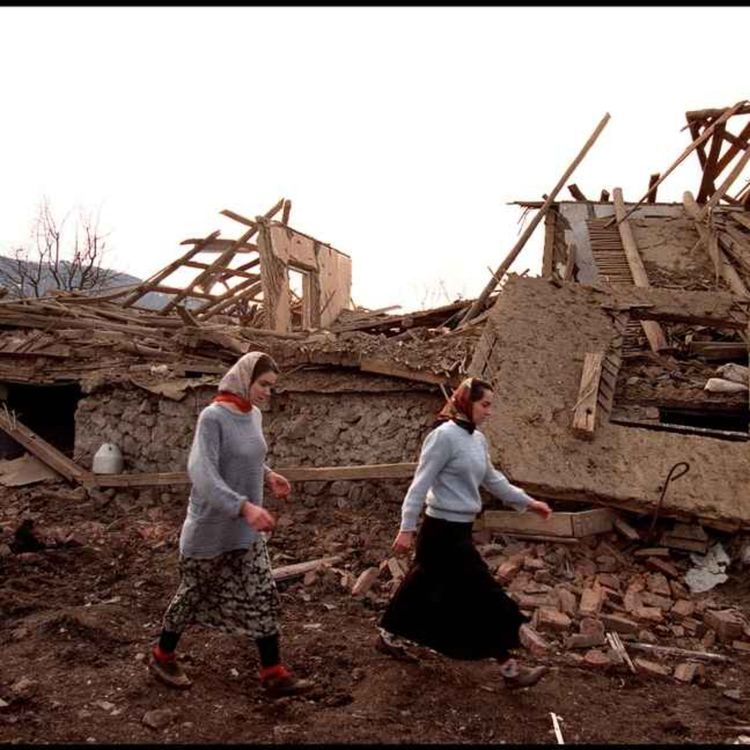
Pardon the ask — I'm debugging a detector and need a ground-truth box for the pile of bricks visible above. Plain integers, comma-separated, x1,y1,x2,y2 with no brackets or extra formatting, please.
484,530,750,683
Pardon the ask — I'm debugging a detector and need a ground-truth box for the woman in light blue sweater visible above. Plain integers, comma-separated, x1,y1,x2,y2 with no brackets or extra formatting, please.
149,351,313,698
379,376,553,689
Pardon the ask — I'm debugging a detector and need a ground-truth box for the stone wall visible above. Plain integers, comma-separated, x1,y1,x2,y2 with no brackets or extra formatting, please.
74,379,443,507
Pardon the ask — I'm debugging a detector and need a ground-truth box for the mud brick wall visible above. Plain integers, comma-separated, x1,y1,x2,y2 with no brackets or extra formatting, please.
74,382,442,507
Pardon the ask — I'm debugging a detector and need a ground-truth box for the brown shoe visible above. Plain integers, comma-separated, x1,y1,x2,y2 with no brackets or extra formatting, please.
374,634,419,663
260,665,314,698
503,665,548,689
148,650,192,690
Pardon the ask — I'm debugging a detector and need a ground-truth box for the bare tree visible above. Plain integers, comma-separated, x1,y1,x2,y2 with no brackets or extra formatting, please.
1,197,116,298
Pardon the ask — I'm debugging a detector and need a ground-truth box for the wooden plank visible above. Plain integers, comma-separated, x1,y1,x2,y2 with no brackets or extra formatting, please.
459,112,611,326
687,341,747,360
481,508,613,538
0,410,91,484
612,188,669,353
359,357,460,386
281,199,292,226
90,462,420,488
272,555,340,583
572,352,604,439
627,642,731,663
715,120,750,174
179,238,258,254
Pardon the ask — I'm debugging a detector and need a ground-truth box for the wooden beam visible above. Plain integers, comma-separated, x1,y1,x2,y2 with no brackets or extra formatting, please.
572,352,604,439
715,120,750,174
0,410,91,484
359,357,461,386
281,199,292,226
599,189,610,202
646,173,660,203
458,112,611,326
541,207,558,278
481,508,614,537
121,230,221,309
567,183,587,201
90,461,419,488
699,146,750,219
612,188,669,353
683,190,750,296
609,100,749,228
696,123,726,203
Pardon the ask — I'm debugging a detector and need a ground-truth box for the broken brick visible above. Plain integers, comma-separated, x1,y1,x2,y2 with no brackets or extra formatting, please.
583,649,612,669
704,609,746,644
519,624,550,657
580,617,605,638
674,662,705,684
579,585,604,617
565,632,605,649
536,607,572,633
496,558,523,584
645,557,681,579
623,589,643,613
671,599,696,619
634,657,671,678
640,591,672,610
596,573,621,591
646,572,671,596
600,614,639,634
669,579,689,600
351,567,380,597
556,587,578,617
634,606,664,623
595,555,618,573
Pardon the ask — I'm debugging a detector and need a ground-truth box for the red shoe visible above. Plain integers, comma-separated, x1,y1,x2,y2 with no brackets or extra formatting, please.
260,664,314,698
148,646,192,690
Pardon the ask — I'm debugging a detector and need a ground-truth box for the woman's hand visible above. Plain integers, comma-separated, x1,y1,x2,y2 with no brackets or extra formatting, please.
392,530,415,555
241,500,276,532
266,471,291,499
528,499,552,519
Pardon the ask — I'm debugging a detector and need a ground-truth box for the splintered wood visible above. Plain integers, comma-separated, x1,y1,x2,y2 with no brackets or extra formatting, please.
571,352,604,439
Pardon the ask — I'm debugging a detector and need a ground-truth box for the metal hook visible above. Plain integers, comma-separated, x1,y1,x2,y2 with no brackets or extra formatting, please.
647,461,690,541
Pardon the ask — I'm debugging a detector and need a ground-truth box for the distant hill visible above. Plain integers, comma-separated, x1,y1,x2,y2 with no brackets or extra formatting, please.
0,255,198,311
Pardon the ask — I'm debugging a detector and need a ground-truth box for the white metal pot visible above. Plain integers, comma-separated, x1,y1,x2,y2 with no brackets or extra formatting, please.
92,443,124,474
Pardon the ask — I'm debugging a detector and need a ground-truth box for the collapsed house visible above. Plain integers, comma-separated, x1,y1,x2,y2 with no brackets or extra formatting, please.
1,103,750,542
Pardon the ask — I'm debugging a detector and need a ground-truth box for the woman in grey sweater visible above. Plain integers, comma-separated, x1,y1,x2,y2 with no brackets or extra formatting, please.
378,376,553,689
149,351,313,698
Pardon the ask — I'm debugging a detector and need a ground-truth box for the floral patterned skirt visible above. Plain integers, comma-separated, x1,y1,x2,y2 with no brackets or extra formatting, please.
162,539,280,639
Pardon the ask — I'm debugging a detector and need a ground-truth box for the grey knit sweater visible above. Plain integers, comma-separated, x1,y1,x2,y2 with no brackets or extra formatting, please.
179,403,270,558
400,420,532,532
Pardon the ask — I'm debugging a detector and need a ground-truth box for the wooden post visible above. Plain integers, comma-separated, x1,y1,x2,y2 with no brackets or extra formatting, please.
457,112,611,327
612,188,668,353
646,173,660,203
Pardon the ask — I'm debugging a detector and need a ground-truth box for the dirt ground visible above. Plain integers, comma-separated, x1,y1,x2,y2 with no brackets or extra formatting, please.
2,482,750,745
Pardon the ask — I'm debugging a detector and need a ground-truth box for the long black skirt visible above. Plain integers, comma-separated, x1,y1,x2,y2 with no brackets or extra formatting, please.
379,515,528,661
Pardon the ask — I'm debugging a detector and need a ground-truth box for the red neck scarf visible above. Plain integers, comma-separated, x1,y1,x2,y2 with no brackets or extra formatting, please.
213,390,253,413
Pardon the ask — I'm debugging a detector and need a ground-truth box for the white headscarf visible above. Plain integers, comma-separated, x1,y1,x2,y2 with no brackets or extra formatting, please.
217,351,266,399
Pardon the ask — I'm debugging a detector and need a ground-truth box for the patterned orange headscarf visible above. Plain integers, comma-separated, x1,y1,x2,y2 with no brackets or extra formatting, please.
435,377,476,433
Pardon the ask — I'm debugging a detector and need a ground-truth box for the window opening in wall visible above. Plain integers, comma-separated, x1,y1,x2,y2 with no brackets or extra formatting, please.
0,382,82,459
609,321,749,442
288,267,306,329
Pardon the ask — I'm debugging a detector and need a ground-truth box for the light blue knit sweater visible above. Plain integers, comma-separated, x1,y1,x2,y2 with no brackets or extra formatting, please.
400,420,532,532
179,403,271,558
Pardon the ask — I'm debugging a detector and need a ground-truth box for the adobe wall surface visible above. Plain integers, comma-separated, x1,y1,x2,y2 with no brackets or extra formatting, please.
74,371,442,507
469,275,750,530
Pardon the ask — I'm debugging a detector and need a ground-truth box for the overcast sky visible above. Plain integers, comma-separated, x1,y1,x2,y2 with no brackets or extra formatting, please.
1,7,749,313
